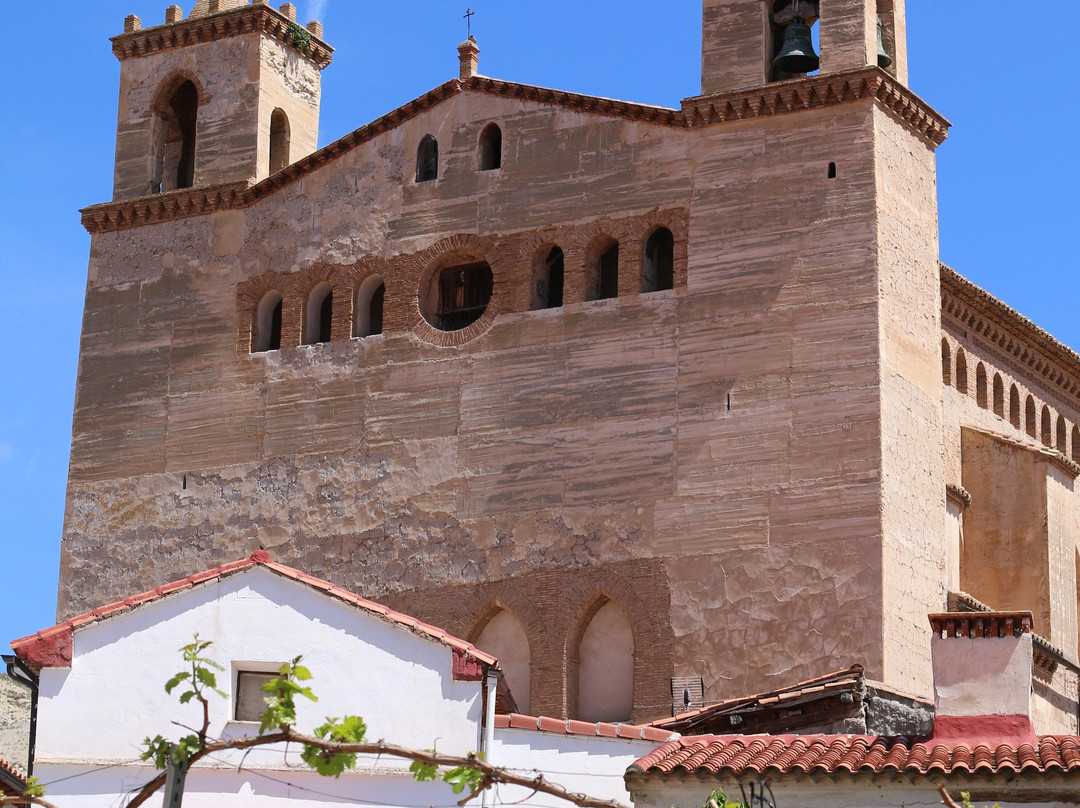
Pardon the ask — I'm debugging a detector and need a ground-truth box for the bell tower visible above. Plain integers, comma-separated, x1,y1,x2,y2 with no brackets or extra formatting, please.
109,0,331,201
701,0,907,95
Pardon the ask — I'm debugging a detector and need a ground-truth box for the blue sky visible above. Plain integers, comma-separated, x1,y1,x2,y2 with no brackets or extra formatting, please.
1,2,1077,648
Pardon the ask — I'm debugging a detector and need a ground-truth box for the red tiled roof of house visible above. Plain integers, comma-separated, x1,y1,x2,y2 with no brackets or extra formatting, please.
628,734,1080,782
652,665,866,734
495,713,677,743
0,757,25,793
10,552,497,675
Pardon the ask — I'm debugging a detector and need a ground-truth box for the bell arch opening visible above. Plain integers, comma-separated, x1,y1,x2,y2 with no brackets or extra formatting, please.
152,79,199,193
269,108,291,175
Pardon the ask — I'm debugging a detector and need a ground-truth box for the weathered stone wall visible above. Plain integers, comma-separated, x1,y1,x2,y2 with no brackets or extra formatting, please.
63,84,944,719
0,676,29,775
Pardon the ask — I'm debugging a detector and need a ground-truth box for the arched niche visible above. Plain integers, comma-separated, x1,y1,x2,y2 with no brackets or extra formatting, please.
577,599,633,723
474,609,531,714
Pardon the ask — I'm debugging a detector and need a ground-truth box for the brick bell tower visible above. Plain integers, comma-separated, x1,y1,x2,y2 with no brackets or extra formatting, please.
110,0,331,200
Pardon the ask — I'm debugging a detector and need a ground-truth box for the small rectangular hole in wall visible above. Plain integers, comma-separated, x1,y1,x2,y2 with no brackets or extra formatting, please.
827,162,837,179
726,394,732,411
182,474,187,490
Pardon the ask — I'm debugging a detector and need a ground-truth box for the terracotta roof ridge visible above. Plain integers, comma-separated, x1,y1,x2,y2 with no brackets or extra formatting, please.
495,712,677,743
11,552,497,673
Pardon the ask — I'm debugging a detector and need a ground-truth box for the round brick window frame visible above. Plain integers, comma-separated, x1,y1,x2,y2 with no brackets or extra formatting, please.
410,234,506,347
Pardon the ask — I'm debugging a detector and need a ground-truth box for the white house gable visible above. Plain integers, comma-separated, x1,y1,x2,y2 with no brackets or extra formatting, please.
35,565,484,766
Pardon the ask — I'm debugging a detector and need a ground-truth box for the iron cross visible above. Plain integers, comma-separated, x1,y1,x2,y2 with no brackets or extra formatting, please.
464,8,475,38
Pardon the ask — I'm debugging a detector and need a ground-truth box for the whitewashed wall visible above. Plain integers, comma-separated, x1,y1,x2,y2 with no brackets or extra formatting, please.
32,566,653,808
491,729,658,807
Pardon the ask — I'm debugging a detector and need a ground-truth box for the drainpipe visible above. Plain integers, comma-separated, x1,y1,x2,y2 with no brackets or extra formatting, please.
3,654,38,778
480,669,499,808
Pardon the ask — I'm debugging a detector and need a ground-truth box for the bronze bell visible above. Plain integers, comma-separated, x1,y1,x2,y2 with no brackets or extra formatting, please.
876,22,892,68
773,17,819,74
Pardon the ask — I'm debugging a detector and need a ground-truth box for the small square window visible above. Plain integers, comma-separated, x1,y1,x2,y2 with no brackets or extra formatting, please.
235,671,277,722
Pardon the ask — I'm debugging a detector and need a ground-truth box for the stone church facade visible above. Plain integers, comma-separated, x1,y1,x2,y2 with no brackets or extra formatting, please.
59,0,1079,728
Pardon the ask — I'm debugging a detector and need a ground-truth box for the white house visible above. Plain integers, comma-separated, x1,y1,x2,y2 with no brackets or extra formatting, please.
11,552,672,808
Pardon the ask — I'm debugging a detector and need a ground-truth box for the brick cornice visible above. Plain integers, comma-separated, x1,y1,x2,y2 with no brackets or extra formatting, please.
942,264,1080,400
110,4,333,69
80,70,946,235
681,66,950,147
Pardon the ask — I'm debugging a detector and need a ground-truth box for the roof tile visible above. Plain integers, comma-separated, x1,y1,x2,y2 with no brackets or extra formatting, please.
630,734,1080,783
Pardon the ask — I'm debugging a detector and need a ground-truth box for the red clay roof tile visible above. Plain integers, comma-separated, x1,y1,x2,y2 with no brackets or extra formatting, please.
629,734,1080,782
497,713,677,743
11,553,497,674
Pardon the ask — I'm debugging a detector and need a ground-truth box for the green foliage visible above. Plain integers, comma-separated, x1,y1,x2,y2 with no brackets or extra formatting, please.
443,765,485,795
166,634,227,704
702,789,744,808
300,716,368,777
258,656,318,734
141,734,202,769
408,756,486,794
22,776,45,799
409,760,439,782
141,635,228,768
286,21,311,53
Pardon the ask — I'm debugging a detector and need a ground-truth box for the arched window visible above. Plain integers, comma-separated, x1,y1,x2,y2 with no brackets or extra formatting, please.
955,348,967,394
355,275,385,338
1009,385,1021,428
1057,415,1067,452
1041,406,1053,446
269,108,291,174
532,246,564,310
1072,425,1080,462
154,79,199,192
1025,395,1037,438
577,599,633,723
304,282,333,345
992,373,1004,418
975,363,987,409
251,290,283,353
586,237,619,302
474,609,530,714
941,340,952,386
643,227,674,293
416,135,438,182
478,123,502,171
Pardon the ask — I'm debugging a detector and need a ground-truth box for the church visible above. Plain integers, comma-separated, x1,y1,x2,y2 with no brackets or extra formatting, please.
55,0,1080,734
